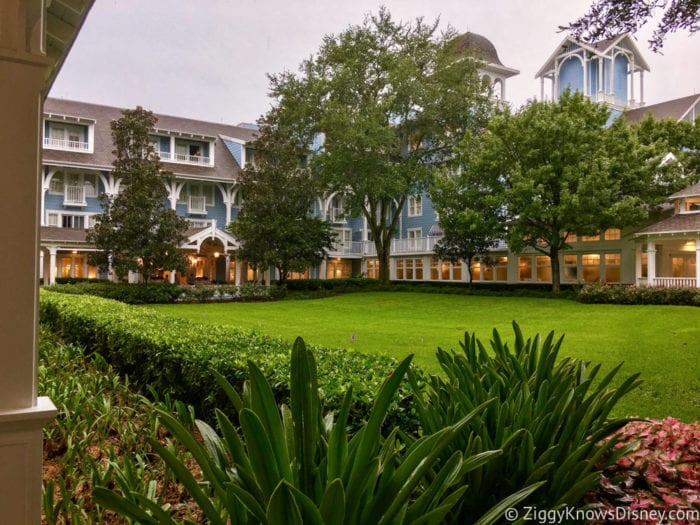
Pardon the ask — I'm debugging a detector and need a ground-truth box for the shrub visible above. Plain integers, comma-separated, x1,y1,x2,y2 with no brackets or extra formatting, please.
45,281,183,304
408,322,641,521
586,418,700,523
39,290,399,426
94,337,543,524
579,283,700,306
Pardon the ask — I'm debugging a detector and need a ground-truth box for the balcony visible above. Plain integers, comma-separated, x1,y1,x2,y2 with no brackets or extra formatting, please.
63,185,86,206
391,236,440,254
328,241,364,257
44,136,90,152
188,196,207,215
157,151,212,166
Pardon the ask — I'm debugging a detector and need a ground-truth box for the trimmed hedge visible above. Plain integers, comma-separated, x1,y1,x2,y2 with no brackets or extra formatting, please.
578,283,700,306
39,290,402,425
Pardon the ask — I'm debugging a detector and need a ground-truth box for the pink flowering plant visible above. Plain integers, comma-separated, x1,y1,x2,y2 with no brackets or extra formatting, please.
587,417,700,523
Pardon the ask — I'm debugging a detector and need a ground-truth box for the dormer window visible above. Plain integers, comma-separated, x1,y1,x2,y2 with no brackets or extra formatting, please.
682,197,700,213
44,120,91,152
175,139,210,165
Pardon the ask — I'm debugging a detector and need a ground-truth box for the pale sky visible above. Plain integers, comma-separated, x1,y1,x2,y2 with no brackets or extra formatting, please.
50,0,699,125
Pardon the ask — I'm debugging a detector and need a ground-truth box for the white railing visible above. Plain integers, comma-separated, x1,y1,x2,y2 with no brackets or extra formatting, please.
44,137,90,151
391,236,441,254
328,241,364,256
650,277,697,288
188,195,207,214
174,152,212,165
187,218,213,229
64,185,86,206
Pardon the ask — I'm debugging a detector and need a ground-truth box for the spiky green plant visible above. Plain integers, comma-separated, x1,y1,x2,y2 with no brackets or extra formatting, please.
408,322,641,522
95,337,542,524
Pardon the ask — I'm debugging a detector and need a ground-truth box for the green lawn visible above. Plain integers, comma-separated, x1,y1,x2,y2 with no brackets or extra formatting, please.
145,292,700,422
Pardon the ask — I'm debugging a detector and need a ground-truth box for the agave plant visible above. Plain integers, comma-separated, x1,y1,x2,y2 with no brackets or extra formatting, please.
95,336,543,524
408,322,642,523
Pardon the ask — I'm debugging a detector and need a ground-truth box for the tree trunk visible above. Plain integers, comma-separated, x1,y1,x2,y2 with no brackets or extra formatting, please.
376,237,391,285
550,248,561,293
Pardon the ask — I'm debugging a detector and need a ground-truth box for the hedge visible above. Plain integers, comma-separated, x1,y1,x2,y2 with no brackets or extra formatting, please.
578,283,700,306
39,290,405,425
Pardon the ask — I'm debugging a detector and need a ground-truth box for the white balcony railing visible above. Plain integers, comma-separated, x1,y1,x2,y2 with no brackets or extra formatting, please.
64,185,86,206
188,195,207,215
44,137,90,151
328,241,364,256
187,218,213,229
156,151,212,166
391,236,441,254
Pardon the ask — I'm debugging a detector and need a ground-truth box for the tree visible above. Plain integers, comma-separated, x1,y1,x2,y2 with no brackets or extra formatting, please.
266,8,492,285
429,168,505,285
88,107,189,283
565,0,699,51
458,91,677,292
228,112,336,284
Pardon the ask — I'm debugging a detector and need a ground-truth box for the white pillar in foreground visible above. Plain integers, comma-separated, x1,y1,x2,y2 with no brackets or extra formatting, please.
0,1,58,522
647,241,657,286
695,239,700,288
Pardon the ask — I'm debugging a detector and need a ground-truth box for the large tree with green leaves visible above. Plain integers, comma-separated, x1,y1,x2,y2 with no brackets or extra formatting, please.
266,8,492,285
228,112,336,284
429,169,505,285
88,107,189,283
458,90,682,292
565,0,699,51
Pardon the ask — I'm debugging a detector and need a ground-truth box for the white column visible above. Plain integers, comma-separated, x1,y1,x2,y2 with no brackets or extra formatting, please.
224,254,231,283
83,258,89,278
235,258,242,285
48,247,57,285
69,256,76,278
635,244,642,285
0,2,58,522
639,70,644,106
39,250,44,280
630,57,635,106
583,57,588,97
695,239,700,288
647,241,657,286
169,270,176,284
540,76,544,101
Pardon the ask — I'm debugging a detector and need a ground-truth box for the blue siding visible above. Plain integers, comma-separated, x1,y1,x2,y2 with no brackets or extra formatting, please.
558,56,584,96
613,54,628,101
223,139,243,166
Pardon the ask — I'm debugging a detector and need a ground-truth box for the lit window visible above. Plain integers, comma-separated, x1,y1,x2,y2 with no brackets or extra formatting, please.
567,233,578,243
430,258,439,280
518,256,532,281
471,259,481,281
582,233,600,242
684,198,700,213
536,256,551,282
581,254,601,282
563,254,578,282
604,229,621,240
604,253,620,282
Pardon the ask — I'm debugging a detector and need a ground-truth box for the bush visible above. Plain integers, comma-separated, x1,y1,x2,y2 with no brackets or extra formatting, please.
586,418,700,522
408,322,641,521
45,282,183,304
95,337,542,524
39,290,400,426
578,283,700,306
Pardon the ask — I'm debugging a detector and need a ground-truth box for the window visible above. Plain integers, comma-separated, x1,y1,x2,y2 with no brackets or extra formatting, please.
536,256,551,282
604,253,620,282
408,195,422,217
333,228,352,253
327,260,351,279
518,256,532,281
604,228,621,240
563,254,578,282
366,259,380,279
407,228,422,249
471,259,481,281
47,212,59,226
683,197,700,213
641,252,648,278
581,233,600,242
567,233,577,243
180,182,214,211
396,258,423,280
49,173,64,194
61,215,85,229
45,121,89,151
581,254,601,282
174,139,211,164
330,196,346,223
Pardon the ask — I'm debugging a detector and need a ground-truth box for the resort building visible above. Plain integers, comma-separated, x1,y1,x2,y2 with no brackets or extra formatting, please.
38,33,700,288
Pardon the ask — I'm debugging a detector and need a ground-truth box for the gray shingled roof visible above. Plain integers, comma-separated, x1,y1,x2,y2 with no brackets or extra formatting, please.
625,94,700,123
451,32,505,67
43,98,257,181
41,226,88,243
636,213,700,235
670,181,700,199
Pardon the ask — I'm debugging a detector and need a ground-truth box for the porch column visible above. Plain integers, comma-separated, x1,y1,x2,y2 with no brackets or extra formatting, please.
647,241,657,286
635,244,642,285
696,239,700,288
224,254,231,283
39,250,44,281
169,270,176,284
0,1,58,522
235,258,242,285
69,256,76,278
48,247,57,285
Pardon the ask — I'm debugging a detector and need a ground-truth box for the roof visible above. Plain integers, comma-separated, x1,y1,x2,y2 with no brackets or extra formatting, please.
43,98,257,181
451,32,519,78
624,94,700,123
41,226,88,243
635,212,700,236
670,181,700,200
45,1,95,91
536,33,650,79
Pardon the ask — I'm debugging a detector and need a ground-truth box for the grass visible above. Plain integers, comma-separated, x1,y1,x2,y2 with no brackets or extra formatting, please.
146,292,700,422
